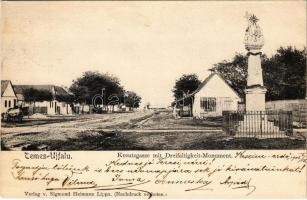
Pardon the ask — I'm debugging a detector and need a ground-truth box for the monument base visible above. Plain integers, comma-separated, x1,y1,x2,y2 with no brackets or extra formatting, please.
245,86,267,111
235,113,289,138
238,85,287,137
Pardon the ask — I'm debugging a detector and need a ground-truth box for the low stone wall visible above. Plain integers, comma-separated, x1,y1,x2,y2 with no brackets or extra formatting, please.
266,99,307,126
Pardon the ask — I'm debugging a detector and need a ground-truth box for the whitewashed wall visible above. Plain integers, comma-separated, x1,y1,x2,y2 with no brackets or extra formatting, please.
193,74,240,117
1,82,18,113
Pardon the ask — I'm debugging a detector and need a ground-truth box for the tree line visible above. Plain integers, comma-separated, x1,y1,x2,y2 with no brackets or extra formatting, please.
173,46,306,101
23,71,142,109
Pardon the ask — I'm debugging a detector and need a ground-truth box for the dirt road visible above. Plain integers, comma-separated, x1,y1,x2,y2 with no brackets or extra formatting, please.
1,110,305,150
1,111,154,149
1,110,224,150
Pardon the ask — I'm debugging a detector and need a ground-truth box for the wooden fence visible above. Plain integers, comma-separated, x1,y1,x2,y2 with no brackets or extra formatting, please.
266,99,307,127
22,106,47,116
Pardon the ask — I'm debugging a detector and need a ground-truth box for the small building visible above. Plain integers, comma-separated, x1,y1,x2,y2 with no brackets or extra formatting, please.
13,85,73,115
173,73,241,118
1,80,18,113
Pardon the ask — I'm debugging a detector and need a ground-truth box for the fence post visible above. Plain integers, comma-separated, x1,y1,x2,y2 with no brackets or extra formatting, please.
289,111,293,135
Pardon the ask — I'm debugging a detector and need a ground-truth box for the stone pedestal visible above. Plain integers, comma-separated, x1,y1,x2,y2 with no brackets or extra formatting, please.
245,86,267,111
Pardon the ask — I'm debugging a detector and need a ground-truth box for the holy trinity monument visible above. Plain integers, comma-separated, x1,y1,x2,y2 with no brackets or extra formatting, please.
244,13,266,111
235,13,285,135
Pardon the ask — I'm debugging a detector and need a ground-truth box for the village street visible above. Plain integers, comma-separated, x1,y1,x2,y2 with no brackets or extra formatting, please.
2,110,305,150
1,110,225,150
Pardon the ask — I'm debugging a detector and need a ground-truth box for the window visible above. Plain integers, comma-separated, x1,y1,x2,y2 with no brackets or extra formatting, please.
8,100,11,107
14,99,17,107
4,100,7,107
200,97,216,112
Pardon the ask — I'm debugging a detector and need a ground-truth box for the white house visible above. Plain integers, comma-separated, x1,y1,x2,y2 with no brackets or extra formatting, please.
173,73,241,118
1,80,18,113
13,85,73,115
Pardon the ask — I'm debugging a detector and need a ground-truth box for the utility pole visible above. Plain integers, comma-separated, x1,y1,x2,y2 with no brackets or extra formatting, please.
101,88,105,108
182,91,185,107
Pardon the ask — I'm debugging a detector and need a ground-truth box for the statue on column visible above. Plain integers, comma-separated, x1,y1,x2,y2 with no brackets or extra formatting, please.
244,12,264,51
244,12,267,111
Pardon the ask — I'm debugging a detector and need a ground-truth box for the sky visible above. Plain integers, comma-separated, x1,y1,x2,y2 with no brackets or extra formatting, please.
1,1,306,107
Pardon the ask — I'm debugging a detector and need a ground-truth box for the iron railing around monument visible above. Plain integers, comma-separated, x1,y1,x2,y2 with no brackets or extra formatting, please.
222,111,293,138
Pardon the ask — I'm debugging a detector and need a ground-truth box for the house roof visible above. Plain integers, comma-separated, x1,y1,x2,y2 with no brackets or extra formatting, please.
13,84,70,101
54,86,71,96
172,72,241,104
192,73,241,98
16,94,25,101
189,73,216,96
14,85,54,94
1,80,10,96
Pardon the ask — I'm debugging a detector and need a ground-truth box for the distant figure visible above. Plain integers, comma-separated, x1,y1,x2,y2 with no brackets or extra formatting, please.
173,105,180,119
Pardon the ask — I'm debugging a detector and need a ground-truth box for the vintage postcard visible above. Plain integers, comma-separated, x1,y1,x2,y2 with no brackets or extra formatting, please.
0,0,306,198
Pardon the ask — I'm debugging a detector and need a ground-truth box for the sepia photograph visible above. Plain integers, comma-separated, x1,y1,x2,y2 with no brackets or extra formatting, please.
1,1,307,199
1,1,306,151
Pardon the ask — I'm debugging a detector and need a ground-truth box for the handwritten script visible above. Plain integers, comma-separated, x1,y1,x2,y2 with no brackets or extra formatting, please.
6,151,307,198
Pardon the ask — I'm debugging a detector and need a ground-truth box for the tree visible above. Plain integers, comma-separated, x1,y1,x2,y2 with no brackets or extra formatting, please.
210,46,306,101
124,91,142,109
69,71,124,105
262,46,306,100
172,74,201,100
